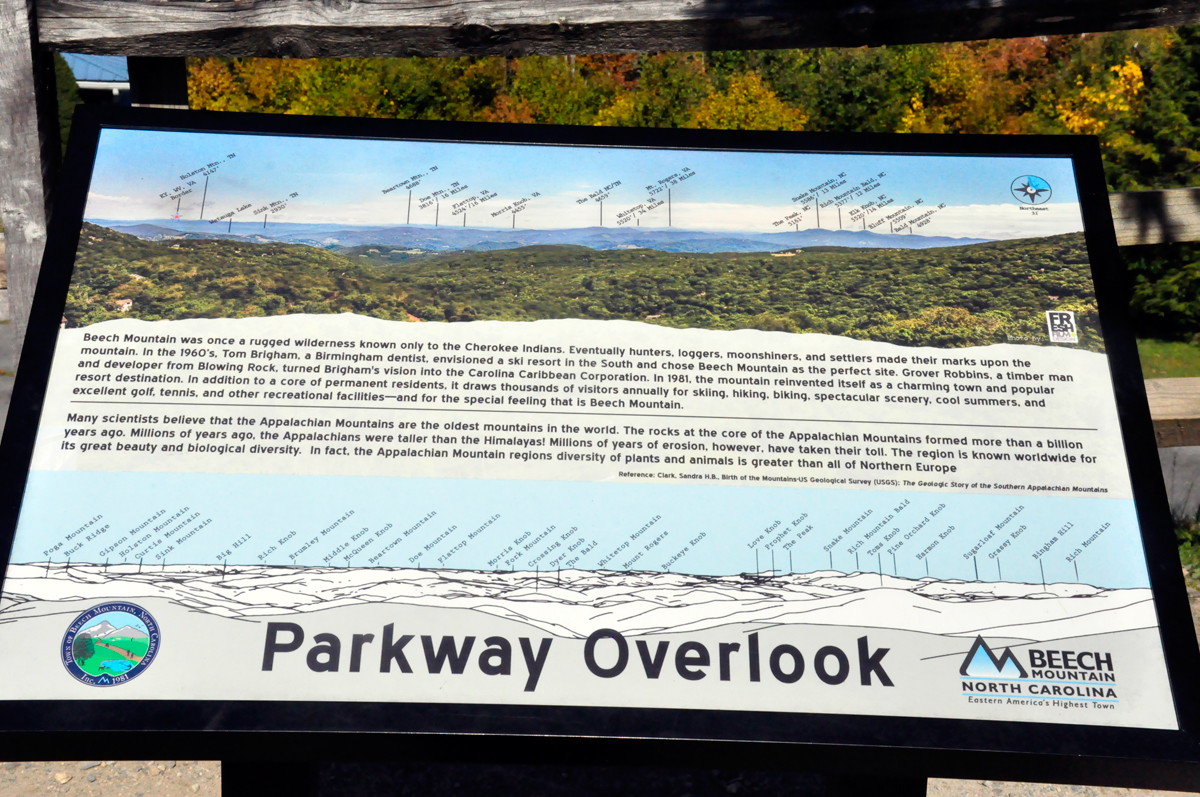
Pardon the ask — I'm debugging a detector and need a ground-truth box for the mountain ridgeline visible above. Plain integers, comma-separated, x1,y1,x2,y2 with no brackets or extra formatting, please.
96,219,990,253
68,222,1099,350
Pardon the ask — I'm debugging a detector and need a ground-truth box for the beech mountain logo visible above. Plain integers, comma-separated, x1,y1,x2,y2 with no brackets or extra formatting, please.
960,638,1120,706
959,636,1028,679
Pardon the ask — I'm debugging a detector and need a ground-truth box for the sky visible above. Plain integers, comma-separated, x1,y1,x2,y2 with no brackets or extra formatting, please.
83,129,1086,240
80,611,147,635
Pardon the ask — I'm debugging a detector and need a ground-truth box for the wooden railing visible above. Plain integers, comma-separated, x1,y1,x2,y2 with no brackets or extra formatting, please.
30,0,1200,57
1146,379,1200,447
1111,188,1200,247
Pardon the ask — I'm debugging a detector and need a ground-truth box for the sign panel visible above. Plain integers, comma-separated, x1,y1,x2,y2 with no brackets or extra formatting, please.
0,111,1191,752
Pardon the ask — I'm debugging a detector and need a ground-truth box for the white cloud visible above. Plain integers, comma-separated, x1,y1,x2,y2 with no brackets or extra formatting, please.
84,187,1084,242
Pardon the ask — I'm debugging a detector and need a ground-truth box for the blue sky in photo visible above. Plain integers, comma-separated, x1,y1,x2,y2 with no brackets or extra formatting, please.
84,129,1085,239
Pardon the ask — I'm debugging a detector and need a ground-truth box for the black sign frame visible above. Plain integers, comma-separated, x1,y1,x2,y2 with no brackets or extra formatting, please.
0,105,1197,786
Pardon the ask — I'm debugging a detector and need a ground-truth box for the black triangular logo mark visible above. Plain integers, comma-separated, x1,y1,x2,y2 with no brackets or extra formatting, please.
959,635,1028,678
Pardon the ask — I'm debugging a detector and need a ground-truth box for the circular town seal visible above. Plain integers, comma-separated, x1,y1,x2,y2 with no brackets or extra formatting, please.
61,602,160,686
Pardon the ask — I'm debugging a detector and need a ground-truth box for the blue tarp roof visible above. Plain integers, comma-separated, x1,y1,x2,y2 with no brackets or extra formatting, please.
62,54,128,83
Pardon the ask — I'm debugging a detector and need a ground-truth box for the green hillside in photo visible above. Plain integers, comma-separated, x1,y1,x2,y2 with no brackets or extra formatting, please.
98,635,150,660
68,222,1100,350
70,632,146,677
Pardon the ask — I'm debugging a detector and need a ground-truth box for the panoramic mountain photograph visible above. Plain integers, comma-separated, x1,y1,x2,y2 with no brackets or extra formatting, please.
72,129,1096,349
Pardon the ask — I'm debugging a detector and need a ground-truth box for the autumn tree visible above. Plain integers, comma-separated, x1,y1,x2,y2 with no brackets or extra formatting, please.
690,72,807,131
186,28,1200,192
594,54,711,127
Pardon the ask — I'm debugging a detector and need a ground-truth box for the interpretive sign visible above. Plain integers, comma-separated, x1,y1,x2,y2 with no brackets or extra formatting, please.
0,109,1195,764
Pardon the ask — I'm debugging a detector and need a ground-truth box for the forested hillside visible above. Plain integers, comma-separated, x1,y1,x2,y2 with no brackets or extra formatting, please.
181,28,1200,348
69,223,1098,349
69,224,414,324
188,28,1200,193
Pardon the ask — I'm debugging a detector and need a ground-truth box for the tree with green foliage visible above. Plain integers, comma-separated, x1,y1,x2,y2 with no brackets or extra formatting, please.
1125,243,1200,340
71,223,1100,351
73,634,95,664
1096,28,1200,190
54,53,81,156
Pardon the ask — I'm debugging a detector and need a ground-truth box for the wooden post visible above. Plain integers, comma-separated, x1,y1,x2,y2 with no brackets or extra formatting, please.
0,0,60,370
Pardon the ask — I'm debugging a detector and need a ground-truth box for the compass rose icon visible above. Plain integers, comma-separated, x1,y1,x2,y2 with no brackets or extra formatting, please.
1011,175,1052,205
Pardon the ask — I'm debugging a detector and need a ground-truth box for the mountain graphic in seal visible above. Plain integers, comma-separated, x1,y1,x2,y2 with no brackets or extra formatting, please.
960,636,1029,679
102,625,148,640
77,620,116,638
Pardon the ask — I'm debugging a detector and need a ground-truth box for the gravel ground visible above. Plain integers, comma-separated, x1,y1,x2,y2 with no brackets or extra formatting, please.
928,779,1195,797
0,760,219,796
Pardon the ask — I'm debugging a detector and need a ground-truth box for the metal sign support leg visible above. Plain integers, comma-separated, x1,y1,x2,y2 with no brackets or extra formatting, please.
827,774,928,797
222,760,319,797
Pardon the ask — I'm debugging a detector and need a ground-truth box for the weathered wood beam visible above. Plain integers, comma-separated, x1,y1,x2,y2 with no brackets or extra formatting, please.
1153,418,1200,448
0,0,60,369
35,0,1200,58
1145,379,1200,447
1111,188,1200,247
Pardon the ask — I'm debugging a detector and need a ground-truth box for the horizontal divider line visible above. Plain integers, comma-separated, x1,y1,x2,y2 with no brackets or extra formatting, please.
68,400,1100,432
